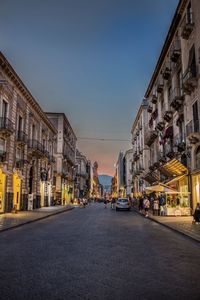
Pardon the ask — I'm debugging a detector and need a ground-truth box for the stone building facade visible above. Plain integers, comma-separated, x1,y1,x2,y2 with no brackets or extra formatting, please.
131,99,150,197
0,52,57,213
46,113,77,205
131,0,200,215
75,150,90,198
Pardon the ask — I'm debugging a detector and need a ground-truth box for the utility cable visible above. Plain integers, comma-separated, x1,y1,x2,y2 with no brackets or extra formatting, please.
77,137,130,142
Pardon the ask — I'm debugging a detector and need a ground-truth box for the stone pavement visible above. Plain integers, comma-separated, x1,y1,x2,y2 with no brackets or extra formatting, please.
0,205,74,232
134,208,200,242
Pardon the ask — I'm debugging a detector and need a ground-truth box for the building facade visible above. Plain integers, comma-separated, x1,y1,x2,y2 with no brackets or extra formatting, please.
131,99,150,197
0,52,57,213
131,0,200,215
46,113,77,205
75,150,90,199
124,149,133,197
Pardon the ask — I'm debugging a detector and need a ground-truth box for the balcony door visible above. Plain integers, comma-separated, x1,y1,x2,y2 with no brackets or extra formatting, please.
192,101,199,132
2,100,8,119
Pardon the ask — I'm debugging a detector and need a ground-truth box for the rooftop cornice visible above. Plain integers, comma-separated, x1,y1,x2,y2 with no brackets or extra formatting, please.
0,52,57,135
46,112,77,140
144,0,187,98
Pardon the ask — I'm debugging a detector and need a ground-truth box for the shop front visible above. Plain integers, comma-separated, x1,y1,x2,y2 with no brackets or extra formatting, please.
147,158,191,216
0,168,6,213
192,171,200,210
13,171,22,210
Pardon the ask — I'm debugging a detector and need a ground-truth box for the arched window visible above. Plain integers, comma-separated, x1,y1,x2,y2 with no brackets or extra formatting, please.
196,146,200,169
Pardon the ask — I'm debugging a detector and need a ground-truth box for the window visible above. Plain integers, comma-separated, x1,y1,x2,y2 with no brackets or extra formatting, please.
192,101,199,132
186,2,193,24
18,115,23,132
2,100,8,118
196,146,200,169
0,138,5,153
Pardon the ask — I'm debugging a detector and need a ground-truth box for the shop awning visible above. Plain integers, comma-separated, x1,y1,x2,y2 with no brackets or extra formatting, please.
143,172,159,184
165,174,186,185
159,158,188,177
145,183,177,193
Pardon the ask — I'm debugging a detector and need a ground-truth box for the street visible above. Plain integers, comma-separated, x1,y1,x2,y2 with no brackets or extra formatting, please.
0,203,200,300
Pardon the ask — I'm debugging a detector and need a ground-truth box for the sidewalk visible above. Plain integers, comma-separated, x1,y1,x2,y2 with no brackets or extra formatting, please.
133,208,200,243
0,205,74,232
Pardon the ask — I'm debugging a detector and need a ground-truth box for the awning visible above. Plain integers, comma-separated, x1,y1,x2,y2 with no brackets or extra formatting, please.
165,174,186,185
159,158,188,177
145,183,177,193
143,172,159,184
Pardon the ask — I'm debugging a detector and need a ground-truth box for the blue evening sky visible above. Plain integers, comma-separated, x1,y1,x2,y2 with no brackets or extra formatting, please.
0,0,179,175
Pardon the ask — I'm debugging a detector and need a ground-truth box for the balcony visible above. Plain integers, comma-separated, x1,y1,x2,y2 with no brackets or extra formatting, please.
182,65,198,95
48,155,55,163
133,151,140,162
162,65,171,80
157,83,164,94
152,109,158,120
0,117,14,136
149,118,153,128
16,131,27,145
158,152,166,164
170,39,181,63
145,130,158,147
165,143,175,159
147,105,153,113
0,150,7,163
181,13,194,40
27,139,43,157
186,120,200,144
15,159,28,169
163,110,173,123
151,94,158,104
169,87,184,111
156,121,165,132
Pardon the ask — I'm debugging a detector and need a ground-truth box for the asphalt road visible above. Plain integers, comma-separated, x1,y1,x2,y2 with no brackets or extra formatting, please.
0,203,200,300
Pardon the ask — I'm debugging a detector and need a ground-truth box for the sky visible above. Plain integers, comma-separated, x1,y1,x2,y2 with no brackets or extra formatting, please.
0,0,179,176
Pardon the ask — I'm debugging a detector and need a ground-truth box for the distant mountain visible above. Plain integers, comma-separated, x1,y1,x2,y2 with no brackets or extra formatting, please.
98,175,112,187
99,175,112,193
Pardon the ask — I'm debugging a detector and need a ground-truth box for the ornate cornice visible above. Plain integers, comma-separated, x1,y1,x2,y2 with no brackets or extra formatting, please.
0,52,57,135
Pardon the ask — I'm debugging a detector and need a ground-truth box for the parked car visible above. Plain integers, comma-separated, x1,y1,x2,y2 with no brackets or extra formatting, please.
116,198,131,211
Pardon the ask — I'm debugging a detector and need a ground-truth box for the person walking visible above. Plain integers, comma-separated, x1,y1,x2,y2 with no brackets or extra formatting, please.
193,203,200,224
153,198,159,216
111,198,116,209
138,197,143,212
104,198,107,209
143,196,150,217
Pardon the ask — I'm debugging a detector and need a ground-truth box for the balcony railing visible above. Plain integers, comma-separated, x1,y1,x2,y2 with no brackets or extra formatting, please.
0,150,7,163
162,63,171,80
15,159,27,169
163,110,173,122
28,139,43,155
145,130,158,146
181,12,194,40
170,39,181,63
151,94,158,104
169,87,184,110
173,135,186,153
186,120,200,136
0,117,14,134
16,131,27,144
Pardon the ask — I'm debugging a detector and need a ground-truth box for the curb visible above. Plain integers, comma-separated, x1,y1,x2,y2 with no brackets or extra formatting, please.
133,208,200,244
0,206,74,233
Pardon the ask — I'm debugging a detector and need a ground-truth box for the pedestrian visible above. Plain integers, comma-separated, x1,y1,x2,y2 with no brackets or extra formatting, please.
153,198,159,216
138,197,143,212
104,198,107,208
111,198,115,209
193,203,200,224
83,198,86,208
143,196,150,217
